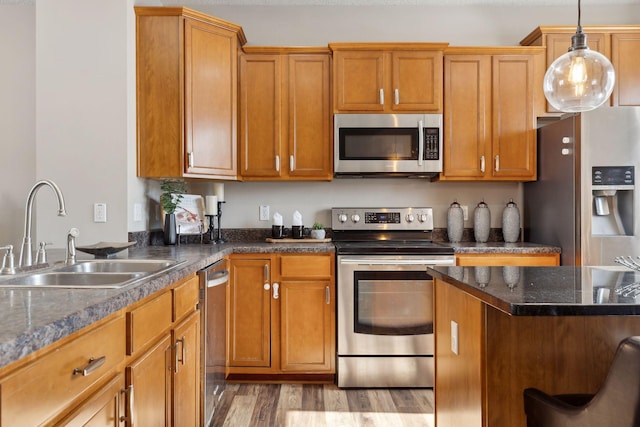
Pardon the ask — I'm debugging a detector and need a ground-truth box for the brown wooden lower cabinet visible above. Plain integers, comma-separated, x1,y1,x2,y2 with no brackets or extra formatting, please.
435,278,640,427
456,252,560,266
228,253,335,378
0,273,200,427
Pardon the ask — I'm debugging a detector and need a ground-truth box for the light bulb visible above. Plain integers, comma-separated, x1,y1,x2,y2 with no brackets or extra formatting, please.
543,45,615,113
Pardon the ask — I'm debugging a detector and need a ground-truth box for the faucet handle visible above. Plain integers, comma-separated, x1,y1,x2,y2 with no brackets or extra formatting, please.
35,241,52,264
1,245,16,275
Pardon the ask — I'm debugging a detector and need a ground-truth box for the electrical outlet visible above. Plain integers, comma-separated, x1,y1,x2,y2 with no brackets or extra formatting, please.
94,203,107,223
133,203,143,222
461,205,469,221
451,320,459,355
259,205,270,221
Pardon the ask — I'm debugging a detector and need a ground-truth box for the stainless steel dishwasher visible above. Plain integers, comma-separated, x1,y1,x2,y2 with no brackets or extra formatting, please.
198,258,229,426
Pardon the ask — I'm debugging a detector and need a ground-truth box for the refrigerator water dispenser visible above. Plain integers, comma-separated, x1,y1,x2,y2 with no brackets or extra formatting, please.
592,166,634,236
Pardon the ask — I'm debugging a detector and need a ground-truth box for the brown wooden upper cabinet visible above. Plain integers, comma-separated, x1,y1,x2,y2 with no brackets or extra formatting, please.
239,47,333,181
440,47,545,182
329,43,447,113
135,7,246,179
520,25,640,112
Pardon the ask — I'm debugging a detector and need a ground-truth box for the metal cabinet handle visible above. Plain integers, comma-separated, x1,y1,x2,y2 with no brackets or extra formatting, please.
495,155,500,172
264,264,269,282
73,356,106,376
273,283,279,299
120,385,135,426
394,88,399,105
175,337,186,373
379,88,384,105
188,152,194,169
326,286,330,305
480,155,486,173
290,155,295,172
275,155,280,172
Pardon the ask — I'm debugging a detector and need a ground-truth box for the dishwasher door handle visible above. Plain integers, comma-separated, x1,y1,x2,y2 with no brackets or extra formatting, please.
207,270,229,288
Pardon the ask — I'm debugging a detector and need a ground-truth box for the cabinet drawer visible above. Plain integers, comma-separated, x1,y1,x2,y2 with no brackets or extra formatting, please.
173,275,199,322
279,254,332,278
127,291,172,355
0,315,125,426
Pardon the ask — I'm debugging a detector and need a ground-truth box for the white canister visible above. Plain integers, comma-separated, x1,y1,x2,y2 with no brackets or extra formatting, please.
447,201,464,243
502,199,521,243
473,201,491,243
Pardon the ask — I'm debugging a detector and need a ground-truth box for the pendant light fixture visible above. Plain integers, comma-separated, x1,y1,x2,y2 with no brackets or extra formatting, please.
543,0,615,112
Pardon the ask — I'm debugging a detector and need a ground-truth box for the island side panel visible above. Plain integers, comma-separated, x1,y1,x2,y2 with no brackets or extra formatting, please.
434,278,485,427
485,306,640,427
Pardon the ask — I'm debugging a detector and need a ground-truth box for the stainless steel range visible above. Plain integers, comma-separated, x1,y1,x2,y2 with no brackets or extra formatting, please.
332,207,455,388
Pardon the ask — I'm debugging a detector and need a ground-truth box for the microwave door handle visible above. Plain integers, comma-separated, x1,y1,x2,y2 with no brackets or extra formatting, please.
418,120,424,166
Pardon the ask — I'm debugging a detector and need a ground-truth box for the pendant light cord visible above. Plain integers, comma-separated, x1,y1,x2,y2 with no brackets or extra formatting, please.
577,0,582,29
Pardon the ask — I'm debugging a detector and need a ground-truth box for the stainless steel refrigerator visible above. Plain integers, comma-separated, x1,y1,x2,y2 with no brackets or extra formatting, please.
524,107,640,267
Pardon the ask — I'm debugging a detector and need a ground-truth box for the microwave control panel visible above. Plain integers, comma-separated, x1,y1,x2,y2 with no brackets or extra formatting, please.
424,128,440,160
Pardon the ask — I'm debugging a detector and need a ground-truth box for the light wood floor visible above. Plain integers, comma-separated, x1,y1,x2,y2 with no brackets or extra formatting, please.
210,383,435,427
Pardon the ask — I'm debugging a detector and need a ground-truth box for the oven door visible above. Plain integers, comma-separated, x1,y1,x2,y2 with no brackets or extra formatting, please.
337,255,450,356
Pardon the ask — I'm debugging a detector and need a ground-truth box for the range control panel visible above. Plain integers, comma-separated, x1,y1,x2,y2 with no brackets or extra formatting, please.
331,207,433,231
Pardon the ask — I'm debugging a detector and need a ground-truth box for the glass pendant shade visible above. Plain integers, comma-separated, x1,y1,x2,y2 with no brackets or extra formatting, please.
543,20,615,113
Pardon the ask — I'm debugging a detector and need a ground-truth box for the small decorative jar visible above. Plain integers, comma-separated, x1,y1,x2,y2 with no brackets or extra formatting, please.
473,200,491,243
447,201,464,243
502,199,521,243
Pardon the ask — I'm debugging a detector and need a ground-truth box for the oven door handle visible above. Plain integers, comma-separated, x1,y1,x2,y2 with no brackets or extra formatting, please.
339,258,455,266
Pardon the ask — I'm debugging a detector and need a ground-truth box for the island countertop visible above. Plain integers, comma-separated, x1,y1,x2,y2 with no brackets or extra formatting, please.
428,265,640,316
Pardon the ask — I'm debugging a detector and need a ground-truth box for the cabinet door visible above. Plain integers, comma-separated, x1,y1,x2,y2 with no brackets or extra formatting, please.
611,33,640,107
54,374,125,427
443,55,491,179
491,55,537,180
229,258,273,367
392,51,443,112
333,50,385,111
287,54,333,179
172,311,201,427
239,54,283,178
280,279,335,372
184,18,238,177
126,335,172,426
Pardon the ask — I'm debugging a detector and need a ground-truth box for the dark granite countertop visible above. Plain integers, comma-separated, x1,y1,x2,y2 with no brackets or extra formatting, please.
0,241,334,370
428,265,640,316
445,241,561,254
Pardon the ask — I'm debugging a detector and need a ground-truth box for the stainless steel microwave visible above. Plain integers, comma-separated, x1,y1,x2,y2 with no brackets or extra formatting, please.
334,113,443,178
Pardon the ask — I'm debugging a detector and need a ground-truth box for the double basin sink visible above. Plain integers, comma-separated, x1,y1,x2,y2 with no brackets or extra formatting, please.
0,259,186,289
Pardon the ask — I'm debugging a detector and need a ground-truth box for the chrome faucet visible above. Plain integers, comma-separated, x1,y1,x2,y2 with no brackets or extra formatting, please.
19,180,67,267
65,228,79,265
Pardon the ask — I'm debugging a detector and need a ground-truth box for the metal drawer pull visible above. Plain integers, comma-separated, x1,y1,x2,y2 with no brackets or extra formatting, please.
73,355,106,376
273,283,279,299
495,155,500,172
480,155,486,173
290,155,295,172
275,155,280,172
120,384,135,426
175,337,186,373
394,88,399,105
379,88,384,105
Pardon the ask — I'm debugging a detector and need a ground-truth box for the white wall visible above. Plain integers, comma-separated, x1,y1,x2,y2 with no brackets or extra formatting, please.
0,5,35,250
1,2,638,250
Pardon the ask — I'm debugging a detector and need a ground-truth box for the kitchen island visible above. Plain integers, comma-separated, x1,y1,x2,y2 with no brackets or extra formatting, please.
429,265,640,427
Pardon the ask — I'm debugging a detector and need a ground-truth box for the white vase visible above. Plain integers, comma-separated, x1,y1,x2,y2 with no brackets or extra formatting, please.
473,201,491,243
311,229,326,239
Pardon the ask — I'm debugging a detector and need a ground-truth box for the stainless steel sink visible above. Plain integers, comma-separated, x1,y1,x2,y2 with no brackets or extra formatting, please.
0,258,186,288
56,259,177,274
0,272,143,288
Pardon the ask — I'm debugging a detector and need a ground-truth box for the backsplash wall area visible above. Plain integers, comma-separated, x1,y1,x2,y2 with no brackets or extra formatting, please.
175,179,521,232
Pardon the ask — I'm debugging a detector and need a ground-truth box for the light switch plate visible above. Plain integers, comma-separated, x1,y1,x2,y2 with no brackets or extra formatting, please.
259,205,270,221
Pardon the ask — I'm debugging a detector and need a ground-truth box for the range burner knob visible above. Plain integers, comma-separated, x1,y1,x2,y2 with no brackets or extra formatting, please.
405,214,415,223
351,214,361,223
337,214,348,223
418,213,429,223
